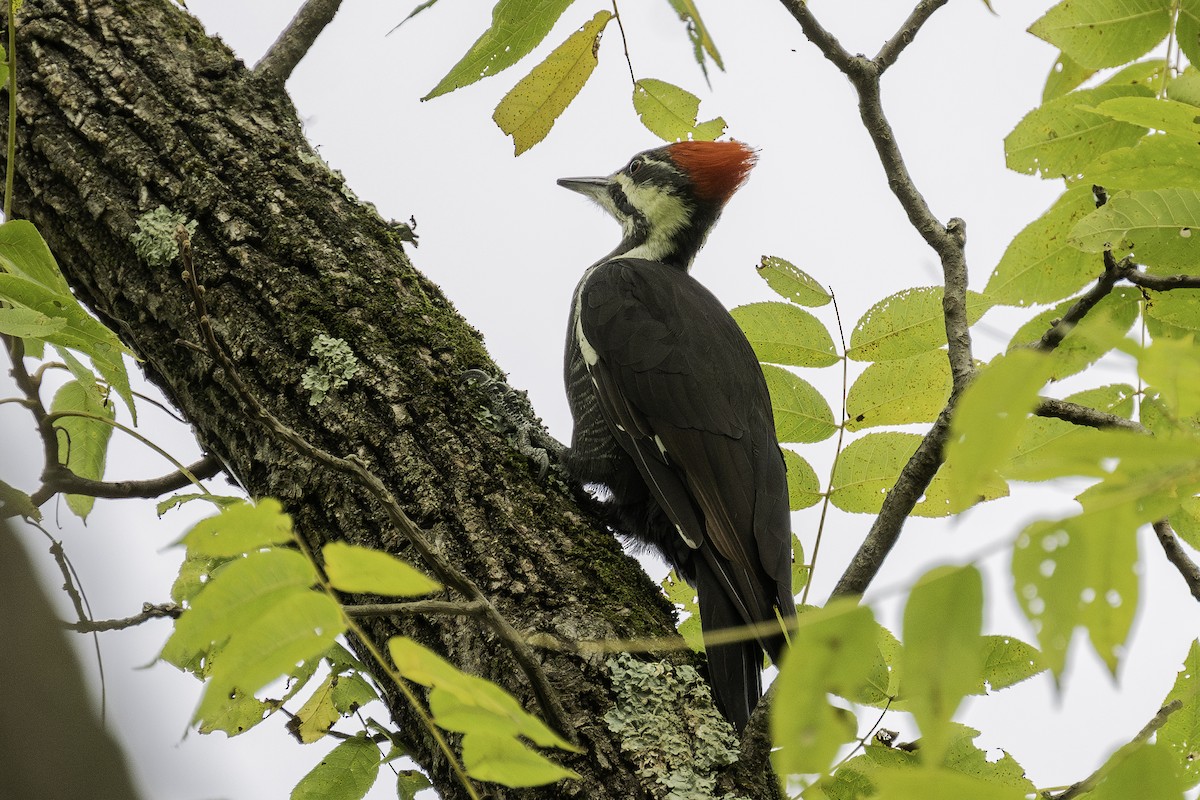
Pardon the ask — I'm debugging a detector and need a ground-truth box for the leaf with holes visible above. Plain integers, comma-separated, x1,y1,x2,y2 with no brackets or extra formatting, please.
782,448,822,511
632,78,725,142
49,379,115,520
665,0,723,79
845,349,951,431
424,0,575,100
1070,188,1200,271
1044,51,1095,101
984,185,1099,307
1159,640,1200,788
829,432,919,514
1005,84,1151,179
1029,0,1171,69
493,11,613,155
756,255,831,307
1012,516,1139,677
848,287,991,362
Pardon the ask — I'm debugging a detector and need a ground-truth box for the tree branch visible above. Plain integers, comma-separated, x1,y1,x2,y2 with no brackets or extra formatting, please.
1034,398,1144,432
875,0,951,71
1123,270,1200,291
778,0,971,603
1152,520,1200,603
65,602,182,632
344,599,488,619
24,455,222,509
1034,255,1124,352
254,0,344,88
1048,700,1182,800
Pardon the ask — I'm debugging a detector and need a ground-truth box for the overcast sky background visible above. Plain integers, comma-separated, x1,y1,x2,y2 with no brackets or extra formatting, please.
5,0,1200,798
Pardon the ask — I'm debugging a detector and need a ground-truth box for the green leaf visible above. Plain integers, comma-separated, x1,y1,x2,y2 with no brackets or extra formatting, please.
396,770,433,800
847,287,991,362
0,305,66,338
984,185,1100,307
845,349,951,431
1005,84,1152,179
942,724,1037,793
901,565,984,764
731,301,838,367
181,498,296,557
50,379,115,520
945,350,1054,508
492,11,612,155
772,601,878,775
790,534,810,596
756,256,831,307
461,731,578,788
1137,333,1200,418
1070,188,1200,270
1012,516,1139,677
1093,95,1200,138
632,78,725,143
0,479,38,520
829,432,920,514
323,542,440,597
388,637,579,752
1091,742,1188,799
1005,288,1141,380
915,459,1009,518
1179,0,1200,67
423,0,575,100
1172,496,1200,550
291,735,382,800
661,570,702,651
761,364,837,443
1044,51,1095,101
199,591,344,724
1084,134,1200,191
664,0,723,79
976,635,1048,693
292,673,342,743
873,766,1030,800
1029,0,1171,69
1159,640,1200,789
161,549,318,671
782,448,822,511
0,221,136,419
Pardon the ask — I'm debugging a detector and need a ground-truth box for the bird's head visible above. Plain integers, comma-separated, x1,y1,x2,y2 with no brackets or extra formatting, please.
558,140,757,269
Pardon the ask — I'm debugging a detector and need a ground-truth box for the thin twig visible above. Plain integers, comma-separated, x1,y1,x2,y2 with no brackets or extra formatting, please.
1034,398,1144,432
875,0,951,71
174,228,575,743
1152,520,1200,603
1124,270,1200,291
1047,700,1182,799
254,0,344,88
343,599,488,619
24,455,221,509
610,0,636,86
1034,254,1124,353
65,602,182,632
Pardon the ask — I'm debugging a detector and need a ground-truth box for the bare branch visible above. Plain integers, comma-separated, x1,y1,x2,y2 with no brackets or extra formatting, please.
1153,520,1200,603
1049,700,1182,800
1034,255,1124,353
65,602,182,632
875,0,951,71
1124,270,1200,291
1034,398,1144,432
26,455,222,508
254,0,344,88
777,0,855,70
344,599,488,619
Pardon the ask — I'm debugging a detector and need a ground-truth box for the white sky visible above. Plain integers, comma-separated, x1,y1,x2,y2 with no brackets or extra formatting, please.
4,0,1200,798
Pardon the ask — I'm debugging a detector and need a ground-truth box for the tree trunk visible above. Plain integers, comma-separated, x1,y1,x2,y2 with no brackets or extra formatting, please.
6,1,778,796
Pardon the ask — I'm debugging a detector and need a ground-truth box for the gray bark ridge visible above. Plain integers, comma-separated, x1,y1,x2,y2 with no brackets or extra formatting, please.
6,0,780,797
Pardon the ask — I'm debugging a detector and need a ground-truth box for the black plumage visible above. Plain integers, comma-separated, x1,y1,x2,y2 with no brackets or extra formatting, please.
559,141,795,731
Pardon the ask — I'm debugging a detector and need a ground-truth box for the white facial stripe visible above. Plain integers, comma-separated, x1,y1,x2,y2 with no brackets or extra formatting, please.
613,173,691,263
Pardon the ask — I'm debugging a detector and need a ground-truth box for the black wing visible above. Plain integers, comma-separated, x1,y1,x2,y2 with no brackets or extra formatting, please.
576,257,794,642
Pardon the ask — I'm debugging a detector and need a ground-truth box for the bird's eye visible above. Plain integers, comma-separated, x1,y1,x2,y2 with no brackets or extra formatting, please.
627,158,644,176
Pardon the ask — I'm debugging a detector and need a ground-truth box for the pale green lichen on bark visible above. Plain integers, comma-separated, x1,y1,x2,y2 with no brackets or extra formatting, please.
130,205,197,266
302,334,360,405
603,653,750,800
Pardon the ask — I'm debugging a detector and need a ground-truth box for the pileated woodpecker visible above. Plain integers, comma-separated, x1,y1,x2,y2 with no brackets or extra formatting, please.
558,140,794,731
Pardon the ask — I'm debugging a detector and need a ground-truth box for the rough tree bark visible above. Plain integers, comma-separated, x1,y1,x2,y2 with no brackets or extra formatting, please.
5,0,780,797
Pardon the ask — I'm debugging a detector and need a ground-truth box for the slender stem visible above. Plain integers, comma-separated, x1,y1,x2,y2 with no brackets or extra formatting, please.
4,0,16,220
875,0,951,72
1049,701,1182,799
610,0,636,87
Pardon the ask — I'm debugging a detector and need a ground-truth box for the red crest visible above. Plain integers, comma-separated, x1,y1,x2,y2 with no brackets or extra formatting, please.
666,141,758,205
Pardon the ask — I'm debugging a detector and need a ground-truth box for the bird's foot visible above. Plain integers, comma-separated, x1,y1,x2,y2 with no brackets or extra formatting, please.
462,369,566,479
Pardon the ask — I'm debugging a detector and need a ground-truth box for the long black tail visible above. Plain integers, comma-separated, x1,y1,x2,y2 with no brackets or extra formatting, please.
694,556,765,732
